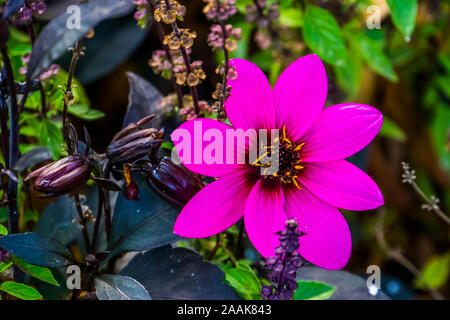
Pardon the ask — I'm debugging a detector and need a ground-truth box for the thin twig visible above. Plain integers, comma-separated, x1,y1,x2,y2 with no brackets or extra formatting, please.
375,210,444,300
0,40,19,235
221,241,237,268
252,0,278,42
410,182,450,226
147,0,184,108
401,162,450,226
234,218,244,257
207,234,221,261
216,0,230,113
63,41,83,153
164,0,200,115
74,193,92,254
91,185,104,252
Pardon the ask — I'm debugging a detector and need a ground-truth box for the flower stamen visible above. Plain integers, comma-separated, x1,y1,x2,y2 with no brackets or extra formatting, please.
252,125,305,187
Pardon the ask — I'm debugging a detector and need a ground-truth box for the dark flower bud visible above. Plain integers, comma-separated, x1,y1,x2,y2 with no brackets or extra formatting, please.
147,157,203,207
25,156,92,196
123,164,139,201
107,126,163,165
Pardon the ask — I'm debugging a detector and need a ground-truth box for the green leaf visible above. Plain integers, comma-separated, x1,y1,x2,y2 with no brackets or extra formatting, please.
387,0,418,39
431,105,450,170
294,281,336,300
334,55,363,96
67,105,105,120
39,119,63,160
225,264,261,298
438,53,450,73
10,255,60,286
352,33,398,82
0,207,7,223
414,252,450,289
380,116,406,142
230,22,252,60
48,70,91,108
280,0,294,9
0,224,8,235
235,0,253,13
0,281,42,300
23,209,39,224
279,7,303,28
302,5,347,66
269,60,282,86
435,75,450,99
160,141,174,151
0,262,13,273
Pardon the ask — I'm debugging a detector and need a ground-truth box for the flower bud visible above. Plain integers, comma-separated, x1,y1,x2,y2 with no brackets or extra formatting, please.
147,157,203,206
123,164,139,201
25,156,92,196
107,128,163,165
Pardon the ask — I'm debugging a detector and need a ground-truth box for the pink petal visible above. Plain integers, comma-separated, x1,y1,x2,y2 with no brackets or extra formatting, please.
226,59,276,130
170,118,248,178
244,179,287,257
173,169,255,238
300,160,384,211
273,54,327,141
285,187,351,270
301,103,383,162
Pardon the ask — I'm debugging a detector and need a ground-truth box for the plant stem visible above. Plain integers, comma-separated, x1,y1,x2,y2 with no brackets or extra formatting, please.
74,193,92,254
147,0,184,109
215,0,230,113
92,159,112,249
234,218,244,257
207,234,221,261
91,186,104,252
0,41,19,236
410,182,450,226
0,278,7,300
102,160,112,242
39,85,46,118
375,210,444,300
221,242,237,268
164,0,200,115
252,0,278,41
63,41,83,153
0,106,9,169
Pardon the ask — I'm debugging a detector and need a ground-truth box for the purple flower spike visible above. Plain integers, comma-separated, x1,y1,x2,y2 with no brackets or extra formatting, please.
261,220,304,300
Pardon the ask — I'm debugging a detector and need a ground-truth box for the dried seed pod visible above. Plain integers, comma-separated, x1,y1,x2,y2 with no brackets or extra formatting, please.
107,129,162,164
107,116,163,165
147,157,203,206
25,156,92,196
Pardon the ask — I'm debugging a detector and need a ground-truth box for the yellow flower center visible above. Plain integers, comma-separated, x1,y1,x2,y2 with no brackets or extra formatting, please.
252,125,305,189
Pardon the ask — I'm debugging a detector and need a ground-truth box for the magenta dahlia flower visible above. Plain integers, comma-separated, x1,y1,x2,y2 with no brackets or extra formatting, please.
170,54,384,270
